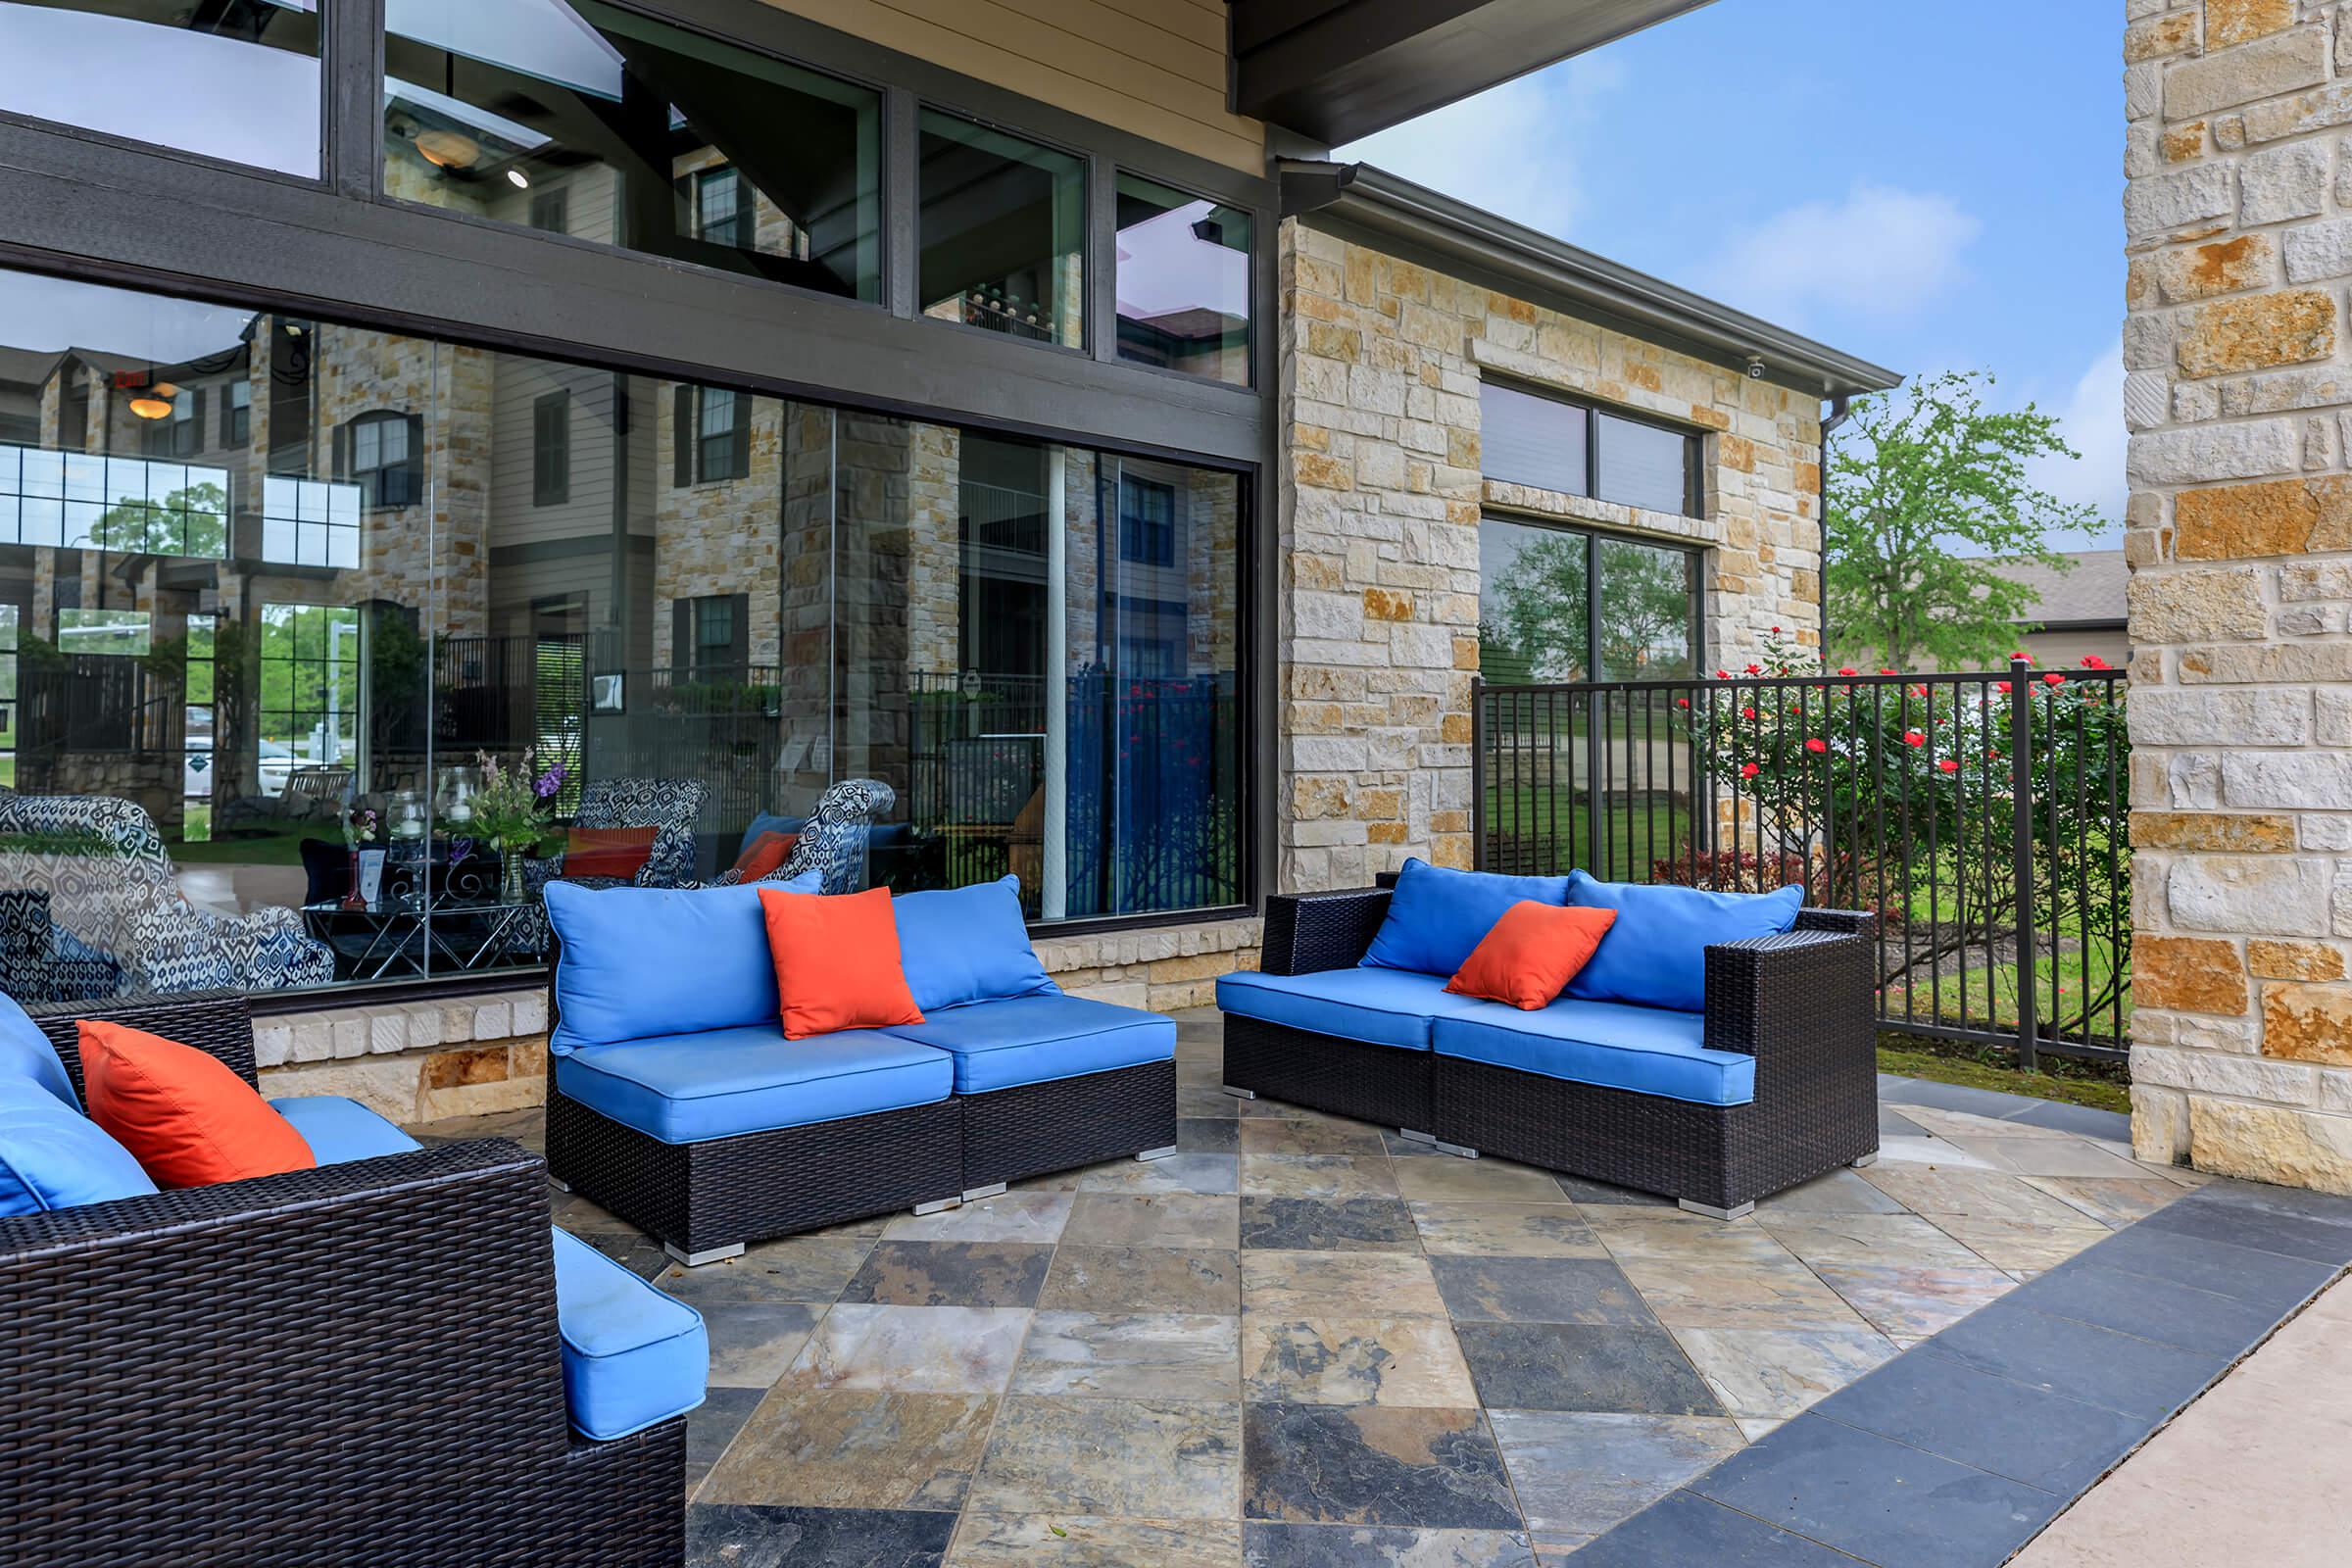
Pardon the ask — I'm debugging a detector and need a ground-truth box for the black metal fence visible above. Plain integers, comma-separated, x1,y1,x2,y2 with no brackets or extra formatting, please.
1473,659,2131,1066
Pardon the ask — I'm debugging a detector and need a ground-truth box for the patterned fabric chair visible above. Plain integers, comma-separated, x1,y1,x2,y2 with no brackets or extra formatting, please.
564,777,710,888
0,889,122,1002
711,779,896,895
0,794,335,996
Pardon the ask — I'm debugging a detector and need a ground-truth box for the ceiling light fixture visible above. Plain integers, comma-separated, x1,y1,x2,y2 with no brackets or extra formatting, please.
415,128,481,170
506,168,530,188
128,394,172,420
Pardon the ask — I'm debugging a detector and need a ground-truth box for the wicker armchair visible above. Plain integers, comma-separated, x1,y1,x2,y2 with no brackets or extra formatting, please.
1,994,683,1566
1231,886,1881,1216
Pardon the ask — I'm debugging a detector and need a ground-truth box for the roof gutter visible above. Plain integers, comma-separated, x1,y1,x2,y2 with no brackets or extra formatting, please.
1282,162,1903,401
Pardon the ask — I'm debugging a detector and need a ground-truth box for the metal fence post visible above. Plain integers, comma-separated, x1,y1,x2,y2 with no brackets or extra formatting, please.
2009,655,2039,1073
1470,676,1485,871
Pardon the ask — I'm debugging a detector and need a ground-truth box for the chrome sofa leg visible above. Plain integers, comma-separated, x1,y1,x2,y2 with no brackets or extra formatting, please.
1136,1146,1180,1162
662,1241,745,1267
1221,1085,1256,1100
1678,1199,1755,1221
548,1177,573,1194
1851,1152,1881,1168
911,1196,962,1216
1396,1128,1437,1146
961,1182,1009,1201
1433,1140,1480,1159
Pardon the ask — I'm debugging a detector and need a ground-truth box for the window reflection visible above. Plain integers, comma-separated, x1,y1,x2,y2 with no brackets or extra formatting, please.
918,112,1085,348
0,266,1241,1007
1115,173,1250,385
0,0,321,176
382,0,882,301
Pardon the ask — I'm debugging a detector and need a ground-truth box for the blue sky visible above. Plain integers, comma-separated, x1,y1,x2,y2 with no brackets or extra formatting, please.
1339,0,2125,544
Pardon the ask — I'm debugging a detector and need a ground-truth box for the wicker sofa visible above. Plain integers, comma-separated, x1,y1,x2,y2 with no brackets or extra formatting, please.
1,993,692,1565
1217,878,1880,1218
544,875,1178,1265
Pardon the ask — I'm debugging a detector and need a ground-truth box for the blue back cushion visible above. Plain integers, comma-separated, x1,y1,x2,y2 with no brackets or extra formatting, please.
739,811,804,858
1,991,79,1108
893,875,1058,1012
1359,858,1572,978
1565,872,1805,1013
548,873,820,1053
0,1075,158,1216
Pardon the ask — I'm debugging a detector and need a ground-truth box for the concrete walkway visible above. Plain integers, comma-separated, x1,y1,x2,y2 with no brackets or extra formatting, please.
2011,1276,2352,1568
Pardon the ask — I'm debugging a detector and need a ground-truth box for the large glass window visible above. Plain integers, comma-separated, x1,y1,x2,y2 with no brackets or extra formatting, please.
919,112,1085,349
1479,380,1701,518
0,0,321,176
382,0,883,302
1479,517,1698,683
0,266,1243,1007
1115,172,1250,385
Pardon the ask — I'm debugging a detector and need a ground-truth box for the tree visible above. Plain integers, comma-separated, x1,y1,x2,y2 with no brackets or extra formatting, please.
1827,369,2101,669
1480,530,1589,682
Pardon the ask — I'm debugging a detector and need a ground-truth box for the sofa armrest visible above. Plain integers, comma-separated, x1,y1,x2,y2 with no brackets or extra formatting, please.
1259,888,1391,975
0,1140,574,1558
1700,928,1876,1061
1793,906,1878,939
27,989,257,1099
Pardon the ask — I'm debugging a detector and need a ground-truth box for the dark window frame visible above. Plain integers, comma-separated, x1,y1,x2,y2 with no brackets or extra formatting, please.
1479,508,1706,685
915,103,1092,357
1479,378,1705,520
339,408,423,512
220,378,251,447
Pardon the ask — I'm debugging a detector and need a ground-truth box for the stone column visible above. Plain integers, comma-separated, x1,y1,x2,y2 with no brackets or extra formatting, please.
2124,0,2352,1192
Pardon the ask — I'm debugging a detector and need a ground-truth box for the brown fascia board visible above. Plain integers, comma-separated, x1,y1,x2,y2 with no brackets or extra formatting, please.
1281,161,1904,401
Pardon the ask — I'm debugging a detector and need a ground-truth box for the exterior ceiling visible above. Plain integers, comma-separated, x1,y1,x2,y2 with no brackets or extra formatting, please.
1228,0,1720,146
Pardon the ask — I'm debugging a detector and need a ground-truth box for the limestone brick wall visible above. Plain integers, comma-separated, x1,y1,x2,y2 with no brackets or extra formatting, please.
1276,220,1826,893
653,392,784,670
2124,0,2352,1193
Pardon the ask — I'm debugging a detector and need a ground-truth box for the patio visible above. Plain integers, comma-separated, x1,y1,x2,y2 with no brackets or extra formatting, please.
419,1007,2213,1566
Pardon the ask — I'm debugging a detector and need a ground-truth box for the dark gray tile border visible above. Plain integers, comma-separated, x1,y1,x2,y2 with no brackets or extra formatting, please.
1806,1350,2148,1496
1557,1490,1861,1566
1576,1175,2352,1566
1992,1099,2132,1141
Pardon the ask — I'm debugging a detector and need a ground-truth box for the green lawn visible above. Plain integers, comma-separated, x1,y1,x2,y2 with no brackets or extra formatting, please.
1481,788,1691,878
1879,941,2130,1044
1878,1036,2132,1115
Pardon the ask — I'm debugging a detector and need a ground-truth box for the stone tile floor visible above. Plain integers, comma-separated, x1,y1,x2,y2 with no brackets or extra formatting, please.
415,1010,2203,1567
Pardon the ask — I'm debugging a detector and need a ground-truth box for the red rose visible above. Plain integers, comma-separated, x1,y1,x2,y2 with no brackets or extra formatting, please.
1740,762,1759,778
1936,759,1959,773
2042,672,2065,685
1903,730,1926,747
1804,737,1827,754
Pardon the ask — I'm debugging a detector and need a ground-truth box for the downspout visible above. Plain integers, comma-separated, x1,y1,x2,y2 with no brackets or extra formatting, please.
1817,392,1851,662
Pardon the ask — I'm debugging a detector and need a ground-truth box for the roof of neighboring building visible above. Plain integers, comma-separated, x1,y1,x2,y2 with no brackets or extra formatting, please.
1279,160,1902,400
0,345,61,386
1999,550,2130,629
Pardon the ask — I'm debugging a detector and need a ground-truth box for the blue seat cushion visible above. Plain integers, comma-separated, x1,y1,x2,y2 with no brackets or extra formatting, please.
547,874,820,1054
1360,858,1572,977
892,876,1059,1013
550,1226,708,1440
0,1074,157,1216
269,1095,422,1166
1565,872,1805,1014
1216,967,1498,1053
882,996,1174,1095
1433,999,1754,1107
556,1025,954,1144
1,991,79,1108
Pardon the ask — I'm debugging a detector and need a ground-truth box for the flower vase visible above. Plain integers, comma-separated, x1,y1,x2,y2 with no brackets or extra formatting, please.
341,851,368,910
501,849,529,905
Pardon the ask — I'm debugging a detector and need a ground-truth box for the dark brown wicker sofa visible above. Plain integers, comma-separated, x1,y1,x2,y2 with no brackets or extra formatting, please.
542,877,1178,1266
1219,883,1880,1217
1,993,683,1567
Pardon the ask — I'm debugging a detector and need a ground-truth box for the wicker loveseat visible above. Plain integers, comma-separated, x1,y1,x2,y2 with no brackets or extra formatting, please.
1,993,691,1566
1216,871,1880,1218
544,874,1178,1265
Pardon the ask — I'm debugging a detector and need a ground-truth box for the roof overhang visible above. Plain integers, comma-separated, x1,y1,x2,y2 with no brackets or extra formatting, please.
1282,161,1904,400
1230,0,1719,146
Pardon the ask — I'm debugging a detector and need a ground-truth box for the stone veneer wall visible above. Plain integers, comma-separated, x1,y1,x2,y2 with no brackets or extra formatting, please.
2123,0,2352,1192
1276,220,1826,893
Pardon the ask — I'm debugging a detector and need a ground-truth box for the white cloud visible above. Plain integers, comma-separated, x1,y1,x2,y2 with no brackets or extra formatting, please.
1698,184,1982,327
1335,55,1629,239
2029,341,2128,543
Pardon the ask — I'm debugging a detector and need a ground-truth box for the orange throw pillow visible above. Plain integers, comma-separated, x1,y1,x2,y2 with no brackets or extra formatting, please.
731,830,800,882
758,886,926,1040
78,1020,316,1188
564,825,658,880
1444,901,1619,1011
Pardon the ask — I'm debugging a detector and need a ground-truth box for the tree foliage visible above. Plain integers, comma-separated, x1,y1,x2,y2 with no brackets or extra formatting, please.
1826,369,2101,669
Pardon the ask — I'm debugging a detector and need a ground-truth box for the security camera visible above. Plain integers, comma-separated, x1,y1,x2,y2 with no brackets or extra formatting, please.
1744,357,1767,380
